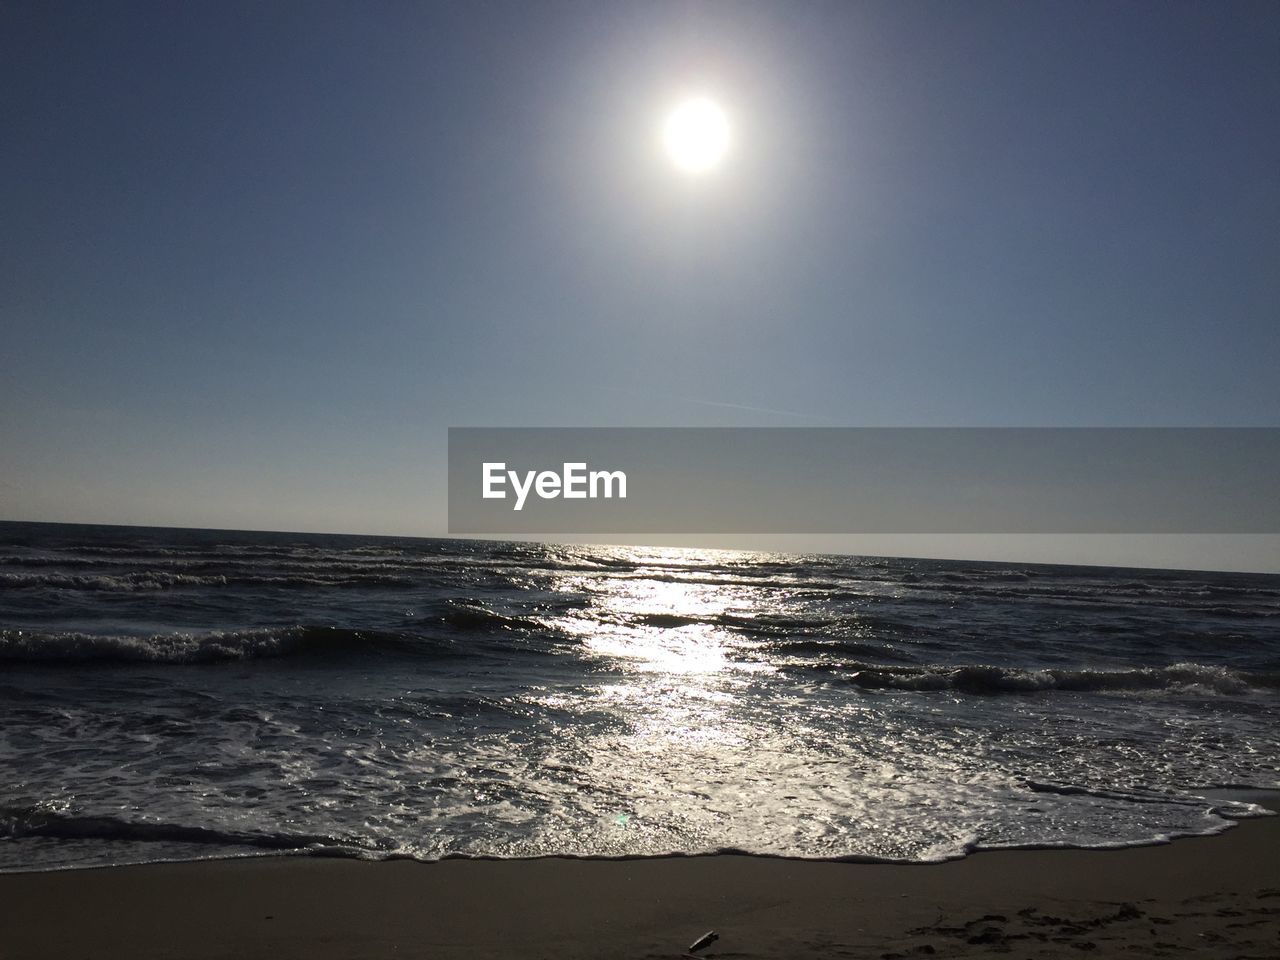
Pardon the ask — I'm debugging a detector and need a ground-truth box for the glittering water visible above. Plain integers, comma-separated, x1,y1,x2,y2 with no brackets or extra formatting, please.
1,521,1278,872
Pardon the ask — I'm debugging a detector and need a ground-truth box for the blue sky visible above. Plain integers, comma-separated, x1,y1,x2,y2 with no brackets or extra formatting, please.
2,1,1277,568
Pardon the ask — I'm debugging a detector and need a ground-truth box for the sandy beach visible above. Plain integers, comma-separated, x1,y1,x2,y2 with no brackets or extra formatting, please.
5,797,1277,960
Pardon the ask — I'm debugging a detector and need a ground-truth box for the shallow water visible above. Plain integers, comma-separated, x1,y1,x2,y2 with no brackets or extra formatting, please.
1,522,1278,872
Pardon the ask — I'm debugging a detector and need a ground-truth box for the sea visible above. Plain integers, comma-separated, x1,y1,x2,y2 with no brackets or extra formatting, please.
1,521,1278,873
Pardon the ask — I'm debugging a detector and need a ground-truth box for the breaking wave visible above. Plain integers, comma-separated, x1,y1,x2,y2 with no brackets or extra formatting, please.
819,660,1280,695
0,804,386,854
0,570,428,591
0,626,456,664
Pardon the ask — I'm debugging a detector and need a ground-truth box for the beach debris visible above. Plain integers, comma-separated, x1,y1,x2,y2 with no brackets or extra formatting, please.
688,930,719,953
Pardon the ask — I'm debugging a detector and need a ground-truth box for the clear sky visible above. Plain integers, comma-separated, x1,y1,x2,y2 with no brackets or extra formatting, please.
2,1,1278,570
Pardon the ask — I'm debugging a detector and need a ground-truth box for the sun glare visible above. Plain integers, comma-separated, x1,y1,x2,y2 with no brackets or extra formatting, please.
662,97,730,174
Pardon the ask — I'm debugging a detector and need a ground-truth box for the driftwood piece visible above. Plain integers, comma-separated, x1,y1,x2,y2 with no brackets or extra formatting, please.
688,930,719,953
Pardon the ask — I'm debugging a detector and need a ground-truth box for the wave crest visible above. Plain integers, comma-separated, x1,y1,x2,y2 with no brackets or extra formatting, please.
821,661,1278,695
0,626,452,664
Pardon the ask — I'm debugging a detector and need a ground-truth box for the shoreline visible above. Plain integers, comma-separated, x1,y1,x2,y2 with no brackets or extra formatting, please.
5,788,1274,878
6,796,1278,959
1,810,1272,879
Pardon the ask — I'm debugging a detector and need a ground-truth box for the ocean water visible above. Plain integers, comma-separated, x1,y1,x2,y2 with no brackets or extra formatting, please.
1,522,1278,873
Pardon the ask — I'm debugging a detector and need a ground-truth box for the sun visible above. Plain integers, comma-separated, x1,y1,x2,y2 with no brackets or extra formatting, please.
662,97,730,174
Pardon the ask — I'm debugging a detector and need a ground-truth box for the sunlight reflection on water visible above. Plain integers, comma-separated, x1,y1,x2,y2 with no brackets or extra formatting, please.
4,532,1277,871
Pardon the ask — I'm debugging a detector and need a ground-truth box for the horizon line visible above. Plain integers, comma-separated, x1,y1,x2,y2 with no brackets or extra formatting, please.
2,516,1277,578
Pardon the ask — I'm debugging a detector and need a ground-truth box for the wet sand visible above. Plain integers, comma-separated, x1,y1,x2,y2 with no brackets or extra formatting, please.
5,804,1278,959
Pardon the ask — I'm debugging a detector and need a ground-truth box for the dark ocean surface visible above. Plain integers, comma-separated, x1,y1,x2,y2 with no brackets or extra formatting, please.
1,521,1277,872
